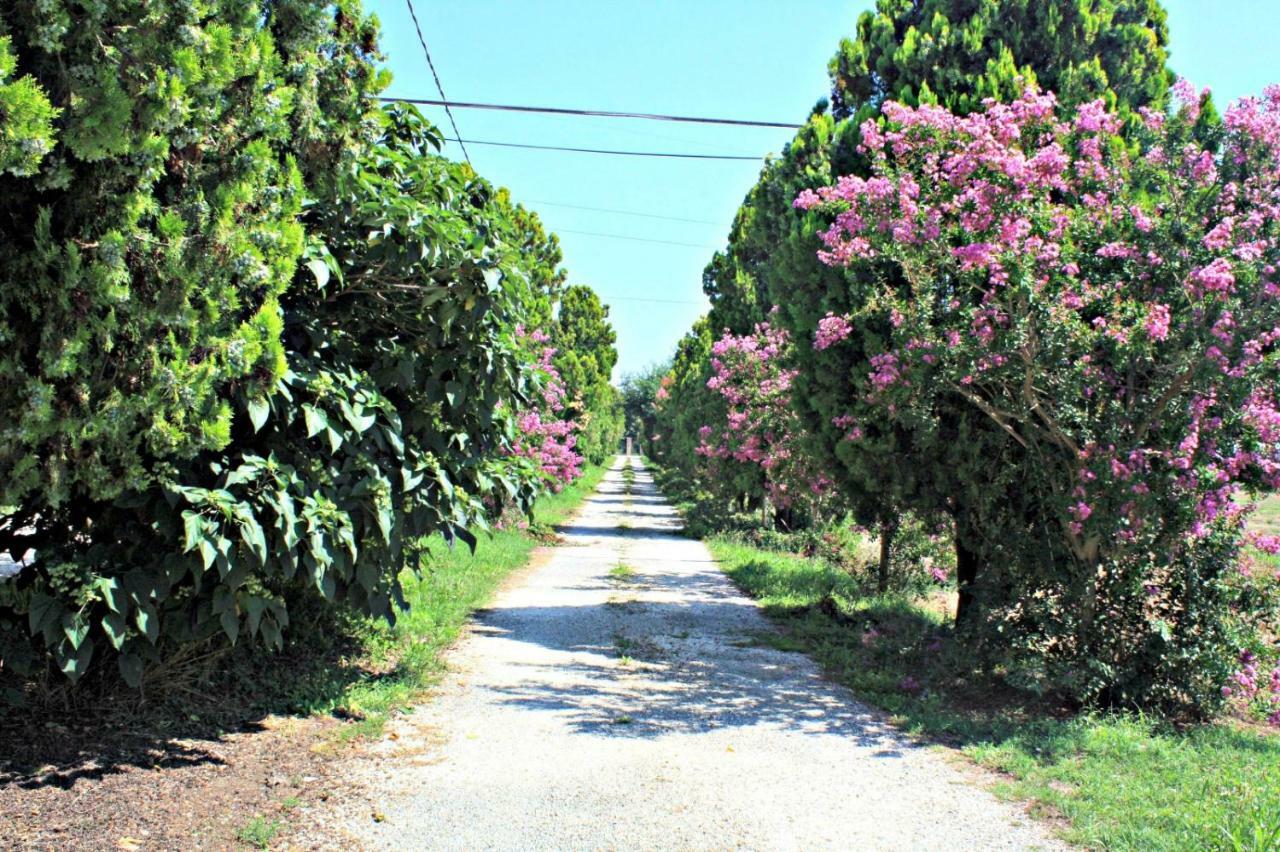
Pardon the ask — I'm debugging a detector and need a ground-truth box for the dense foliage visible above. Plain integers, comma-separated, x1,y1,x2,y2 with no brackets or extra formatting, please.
797,85,1280,712
0,0,380,511
553,285,624,465
653,0,1279,715
692,321,836,522
0,3,617,689
674,0,1178,562
620,363,668,458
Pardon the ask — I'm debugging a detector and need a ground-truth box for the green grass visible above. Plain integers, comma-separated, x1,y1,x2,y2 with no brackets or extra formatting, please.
235,814,283,849
608,562,637,582
291,465,608,741
709,537,1280,852
1251,494,1280,538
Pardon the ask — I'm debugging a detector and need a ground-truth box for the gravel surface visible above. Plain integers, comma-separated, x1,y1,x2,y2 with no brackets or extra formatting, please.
298,457,1064,851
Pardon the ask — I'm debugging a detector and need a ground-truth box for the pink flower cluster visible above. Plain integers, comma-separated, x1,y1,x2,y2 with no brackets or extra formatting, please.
695,322,831,509
795,82,1280,565
510,327,582,489
814,312,854,350
1223,649,1280,727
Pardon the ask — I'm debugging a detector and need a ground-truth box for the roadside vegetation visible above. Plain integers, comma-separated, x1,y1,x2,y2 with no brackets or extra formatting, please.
710,535,1280,851
0,1,622,711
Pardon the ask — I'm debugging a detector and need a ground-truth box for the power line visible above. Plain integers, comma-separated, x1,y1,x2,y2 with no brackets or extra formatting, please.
379,96,801,129
403,0,470,165
442,136,761,161
528,199,726,227
557,229,718,249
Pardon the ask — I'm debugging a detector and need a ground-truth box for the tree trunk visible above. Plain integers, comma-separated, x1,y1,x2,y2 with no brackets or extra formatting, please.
877,518,897,594
954,508,980,627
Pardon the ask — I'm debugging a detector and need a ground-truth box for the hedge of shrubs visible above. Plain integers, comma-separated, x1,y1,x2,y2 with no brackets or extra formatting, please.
0,2,621,692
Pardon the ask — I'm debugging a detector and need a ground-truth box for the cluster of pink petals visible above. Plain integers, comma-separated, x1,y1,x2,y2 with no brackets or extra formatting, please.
1223,649,1280,727
695,322,831,508
814,312,854,350
511,329,583,489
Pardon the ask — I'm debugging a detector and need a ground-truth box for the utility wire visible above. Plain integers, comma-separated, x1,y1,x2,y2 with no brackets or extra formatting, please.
403,0,470,165
441,136,761,161
528,199,725,227
556,228,718,249
379,96,801,129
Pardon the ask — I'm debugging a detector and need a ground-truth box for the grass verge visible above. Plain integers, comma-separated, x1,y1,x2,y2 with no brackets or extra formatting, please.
709,537,1280,851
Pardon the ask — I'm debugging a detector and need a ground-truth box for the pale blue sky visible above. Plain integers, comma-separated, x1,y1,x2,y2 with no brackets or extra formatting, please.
368,1,1279,380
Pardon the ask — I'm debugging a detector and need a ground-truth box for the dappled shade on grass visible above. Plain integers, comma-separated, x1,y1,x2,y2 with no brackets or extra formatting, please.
710,537,1280,851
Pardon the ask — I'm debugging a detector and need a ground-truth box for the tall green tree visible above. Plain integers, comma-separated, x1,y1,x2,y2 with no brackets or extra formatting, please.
554,285,623,464
621,363,669,459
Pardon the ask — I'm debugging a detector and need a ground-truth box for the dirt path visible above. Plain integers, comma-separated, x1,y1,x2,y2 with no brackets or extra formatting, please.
298,457,1062,850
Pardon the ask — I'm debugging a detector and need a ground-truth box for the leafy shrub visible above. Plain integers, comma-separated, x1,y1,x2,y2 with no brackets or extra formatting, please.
554,285,624,466
0,0,383,684
0,91,583,687
0,0,380,511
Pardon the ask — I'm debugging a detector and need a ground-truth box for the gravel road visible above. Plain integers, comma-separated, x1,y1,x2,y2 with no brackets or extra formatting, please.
299,456,1063,851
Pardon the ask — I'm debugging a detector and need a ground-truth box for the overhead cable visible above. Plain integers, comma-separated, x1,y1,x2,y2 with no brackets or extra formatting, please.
441,136,761,161
556,229,718,249
379,96,800,129
402,0,471,165
528,200,725,227
597,294,707,306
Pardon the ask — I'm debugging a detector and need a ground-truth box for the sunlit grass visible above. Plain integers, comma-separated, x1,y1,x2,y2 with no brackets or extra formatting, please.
709,536,1280,851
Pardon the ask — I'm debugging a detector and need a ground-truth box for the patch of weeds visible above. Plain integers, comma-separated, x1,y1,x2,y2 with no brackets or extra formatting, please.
613,715,634,725
279,796,302,812
618,655,634,667
235,814,283,849
731,630,805,653
608,562,638,582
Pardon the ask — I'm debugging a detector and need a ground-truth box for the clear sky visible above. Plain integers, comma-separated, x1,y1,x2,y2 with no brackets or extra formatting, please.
367,0,1279,381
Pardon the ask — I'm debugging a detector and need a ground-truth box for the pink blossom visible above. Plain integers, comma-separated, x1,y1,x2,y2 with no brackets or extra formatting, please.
814,313,853,350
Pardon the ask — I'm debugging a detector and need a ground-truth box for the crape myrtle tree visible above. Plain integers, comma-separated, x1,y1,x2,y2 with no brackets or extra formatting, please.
694,319,841,532
699,0,1175,629
655,318,766,519
554,285,624,466
797,85,1280,713
511,323,584,489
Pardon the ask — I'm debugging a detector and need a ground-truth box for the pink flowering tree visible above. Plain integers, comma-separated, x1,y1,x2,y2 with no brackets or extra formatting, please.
796,83,1280,714
695,319,840,527
509,325,583,491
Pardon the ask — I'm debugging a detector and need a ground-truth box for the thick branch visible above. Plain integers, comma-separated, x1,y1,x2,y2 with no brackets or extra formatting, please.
950,382,1029,448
